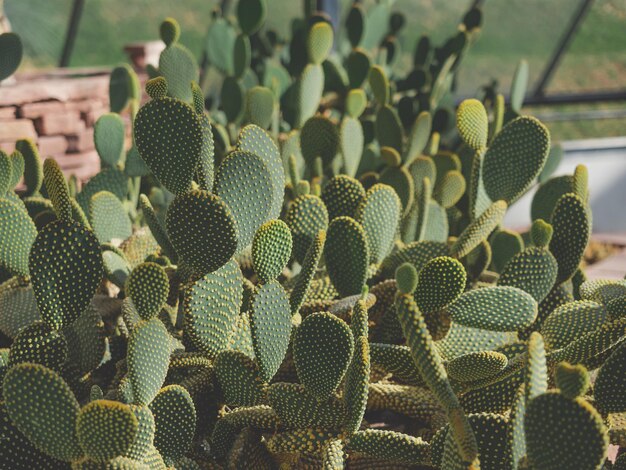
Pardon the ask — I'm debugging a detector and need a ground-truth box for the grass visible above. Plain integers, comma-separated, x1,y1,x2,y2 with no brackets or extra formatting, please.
4,0,626,141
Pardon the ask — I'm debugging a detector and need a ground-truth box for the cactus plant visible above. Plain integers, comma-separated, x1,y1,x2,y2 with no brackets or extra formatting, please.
0,6,621,469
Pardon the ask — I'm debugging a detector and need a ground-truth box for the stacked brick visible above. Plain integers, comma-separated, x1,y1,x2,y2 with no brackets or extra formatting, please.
0,70,110,181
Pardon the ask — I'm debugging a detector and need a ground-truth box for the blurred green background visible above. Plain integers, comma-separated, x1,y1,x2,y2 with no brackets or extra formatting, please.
5,0,626,141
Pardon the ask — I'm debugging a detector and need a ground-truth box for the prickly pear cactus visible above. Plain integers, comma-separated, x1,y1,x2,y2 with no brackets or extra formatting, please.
0,7,619,470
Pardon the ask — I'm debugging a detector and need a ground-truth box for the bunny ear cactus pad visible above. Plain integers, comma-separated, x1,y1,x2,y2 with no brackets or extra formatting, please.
29,220,103,330
525,391,608,470
308,21,333,65
293,312,354,399
252,219,292,283
594,341,626,413
250,280,292,382
447,286,537,332
300,116,340,171
149,385,196,465
289,230,325,315
0,198,37,277
456,99,488,151
8,321,68,371
127,262,169,321
450,200,507,259
109,64,140,113
94,113,125,167
183,260,243,357
3,363,83,462
347,429,431,465
127,319,171,406
0,32,22,81
16,138,43,197
447,351,508,383
321,175,366,221
158,25,198,103
77,400,138,462
215,150,273,252
139,194,177,263
356,183,401,264
134,91,204,195
43,158,73,222
285,194,329,264
344,335,370,435
236,124,285,220
215,349,267,407
325,216,369,297
237,0,266,35
482,116,550,205
414,256,466,314
246,86,274,129
549,193,590,284
166,190,238,275
555,362,590,399
90,190,132,243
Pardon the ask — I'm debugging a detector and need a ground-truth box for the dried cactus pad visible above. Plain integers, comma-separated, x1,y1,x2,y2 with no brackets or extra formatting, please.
134,94,205,195
3,363,83,462
166,190,238,275
293,312,354,399
29,220,103,330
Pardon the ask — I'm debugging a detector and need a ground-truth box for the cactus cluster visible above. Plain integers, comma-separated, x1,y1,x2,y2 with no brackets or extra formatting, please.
0,2,624,469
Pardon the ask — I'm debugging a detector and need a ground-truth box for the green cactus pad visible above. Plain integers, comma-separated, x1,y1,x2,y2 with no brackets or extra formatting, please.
0,277,40,338
406,111,432,161
450,200,507,259
447,286,537,332
294,312,354,399
446,351,508,383
297,63,324,127
379,240,449,279
579,279,626,305
159,43,198,103
149,385,195,465
267,382,347,429
290,230,325,315
109,64,140,113
347,429,430,465
555,362,590,399
321,175,366,221
0,198,37,277
43,158,72,222
250,280,292,382
369,343,422,386
531,174,574,222
456,99,488,151
300,115,340,171
540,300,608,350
159,17,180,46
126,262,169,321
252,219,292,282
482,116,550,204
356,183,401,264
3,363,82,462
594,341,626,413
0,32,22,81
379,165,414,215
346,89,367,119
246,86,274,129
308,22,333,65
221,77,245,123
285,194,329,264
215,150,273,251
215,349,267,407
344,335,370,434
346,49,371,89
549,193,590,284
525,391,608,470
237,0,266,34
325,216,369,297
15,139,42,197
369,65,389,106
266,428,339,454
76,167,128,215
127,319,171,405
340,116,365,178
90,190,132,243
414,256,466,313
134,96,204,195
29,220,103,330
77,400,138,462
8,150,24,190
8,320,67,371
236,124,285,219
138,195,177,263
498,246,558,303
166,190,238,275
433,170,465,209
183,260,243,357
375,105,404,152
63,302,106,375
490,229,524,273
94,113,125,167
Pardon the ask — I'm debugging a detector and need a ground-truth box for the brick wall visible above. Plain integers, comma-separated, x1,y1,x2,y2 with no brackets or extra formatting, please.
0,69,113,181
